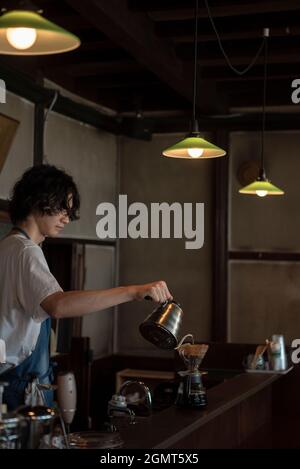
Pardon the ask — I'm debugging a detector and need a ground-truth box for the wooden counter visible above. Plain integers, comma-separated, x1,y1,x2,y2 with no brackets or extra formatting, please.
120,372,280,449
90,345,300,448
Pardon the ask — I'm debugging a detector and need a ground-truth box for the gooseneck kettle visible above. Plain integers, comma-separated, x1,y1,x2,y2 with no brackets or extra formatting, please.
139,299,183,349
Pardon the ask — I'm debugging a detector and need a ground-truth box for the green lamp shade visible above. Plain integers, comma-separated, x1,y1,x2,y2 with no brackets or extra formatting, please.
239,179,284,197
162,136,226,159
0,10,80,55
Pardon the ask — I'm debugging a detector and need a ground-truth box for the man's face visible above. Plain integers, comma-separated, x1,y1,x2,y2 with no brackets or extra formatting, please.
35,195,73,237
36,210,70,237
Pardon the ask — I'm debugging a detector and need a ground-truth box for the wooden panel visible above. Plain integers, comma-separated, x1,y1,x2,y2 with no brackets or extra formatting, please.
212,130,229,341
70,337,92,431
169,406,240,449
229,261,300,344
0,113,19,173
239,387,272,443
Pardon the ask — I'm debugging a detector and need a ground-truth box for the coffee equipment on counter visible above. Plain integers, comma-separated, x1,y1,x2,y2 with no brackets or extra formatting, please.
0,378,58,449
63,373,126,450
139,299,183,349
57,371,77,431
119,380,152,417
0,381,24,449
65,389,130,449
0,411,23,449
175,339,209,409
67,430,124,449
17,405,56,449
244,335,288,372
267,335,287,371
107,393,135,427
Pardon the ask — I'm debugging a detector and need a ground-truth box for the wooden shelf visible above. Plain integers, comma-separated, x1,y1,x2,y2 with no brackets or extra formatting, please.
116,368,175,392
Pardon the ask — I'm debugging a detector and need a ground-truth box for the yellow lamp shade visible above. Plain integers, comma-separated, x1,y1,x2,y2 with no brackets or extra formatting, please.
0,10,80,55
162,136,226,159
239,179,284,197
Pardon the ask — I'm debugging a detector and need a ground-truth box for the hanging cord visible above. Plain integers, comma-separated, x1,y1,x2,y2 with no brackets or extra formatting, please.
204,0,265,76
44,90,59,124
192,0,199,122
43,90,59,163
261,30,269,172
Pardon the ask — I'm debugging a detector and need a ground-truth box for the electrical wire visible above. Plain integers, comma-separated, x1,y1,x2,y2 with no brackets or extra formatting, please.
192,0,199,122
44,90,59,124
43,90,59,163
261,36,268,170
204,0,265,76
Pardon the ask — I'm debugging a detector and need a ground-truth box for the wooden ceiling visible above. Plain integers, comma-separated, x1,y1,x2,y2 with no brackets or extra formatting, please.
1,0,299,117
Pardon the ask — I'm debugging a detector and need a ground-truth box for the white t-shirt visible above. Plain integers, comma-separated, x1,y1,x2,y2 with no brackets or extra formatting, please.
0,233,62,366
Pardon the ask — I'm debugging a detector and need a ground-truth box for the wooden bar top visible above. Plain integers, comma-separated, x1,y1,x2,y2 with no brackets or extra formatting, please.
120,372,280,449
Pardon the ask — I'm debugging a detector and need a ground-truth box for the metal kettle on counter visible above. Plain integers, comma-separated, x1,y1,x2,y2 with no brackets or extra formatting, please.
139,298,183,349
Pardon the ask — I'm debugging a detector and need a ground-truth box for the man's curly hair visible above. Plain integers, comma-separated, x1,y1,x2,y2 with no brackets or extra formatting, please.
9,164,80,225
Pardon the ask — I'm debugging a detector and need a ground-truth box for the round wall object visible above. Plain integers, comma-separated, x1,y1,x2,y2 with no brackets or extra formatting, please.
237,160,260,186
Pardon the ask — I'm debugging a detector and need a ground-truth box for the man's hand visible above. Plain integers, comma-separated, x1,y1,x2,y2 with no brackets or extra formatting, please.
133,280,173,303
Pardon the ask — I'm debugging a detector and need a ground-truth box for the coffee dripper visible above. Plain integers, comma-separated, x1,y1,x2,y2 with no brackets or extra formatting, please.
175,342,209,408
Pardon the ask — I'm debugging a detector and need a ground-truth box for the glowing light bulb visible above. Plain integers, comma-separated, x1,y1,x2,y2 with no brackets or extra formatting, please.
187,148,204,158
256,190,268,197
6,28,37,50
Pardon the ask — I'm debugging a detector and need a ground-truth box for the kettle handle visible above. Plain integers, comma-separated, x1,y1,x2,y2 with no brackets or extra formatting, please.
144,295,170,306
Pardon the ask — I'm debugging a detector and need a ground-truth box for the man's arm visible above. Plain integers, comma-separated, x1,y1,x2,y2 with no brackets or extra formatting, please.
41,281,172,319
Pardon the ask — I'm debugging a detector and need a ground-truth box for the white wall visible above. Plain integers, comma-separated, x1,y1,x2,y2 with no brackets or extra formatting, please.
44,111,118,240
81,244,116,358
229,130,300,343
117,133,214,353
229,131,299,251
0,91,34,198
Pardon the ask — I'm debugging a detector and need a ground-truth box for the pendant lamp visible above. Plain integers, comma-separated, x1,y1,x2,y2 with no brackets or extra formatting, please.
239,29,284,197
0,3,80,55
162,0,226,159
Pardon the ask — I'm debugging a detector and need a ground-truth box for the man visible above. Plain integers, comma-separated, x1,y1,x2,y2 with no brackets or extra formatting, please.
0,164,172,410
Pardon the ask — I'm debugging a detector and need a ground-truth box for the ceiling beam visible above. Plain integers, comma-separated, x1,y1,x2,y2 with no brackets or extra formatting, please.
49,60,143,77
163,26,298,44
145,0,300,21
64,0,193,105
0,60,120,133
178,51,300,67
79,40,118,52
46,14,93,30
220,78,294,107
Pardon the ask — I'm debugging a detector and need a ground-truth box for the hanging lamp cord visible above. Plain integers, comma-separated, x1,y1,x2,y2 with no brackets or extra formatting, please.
261,31,268,173
204,0,265,76
192,0,199,123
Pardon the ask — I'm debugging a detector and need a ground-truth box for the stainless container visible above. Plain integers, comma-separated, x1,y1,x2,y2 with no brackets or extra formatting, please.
119,380,152,416
17,405,56,449
139,300,183,349
268,334,287,371
68,431,123,449
0,412,23,449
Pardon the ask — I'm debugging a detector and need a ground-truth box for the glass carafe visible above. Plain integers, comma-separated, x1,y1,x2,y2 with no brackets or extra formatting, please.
176,343,209,408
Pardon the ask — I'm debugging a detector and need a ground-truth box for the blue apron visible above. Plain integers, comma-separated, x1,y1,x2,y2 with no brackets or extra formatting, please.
2,318,54,410
2,227,54,410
